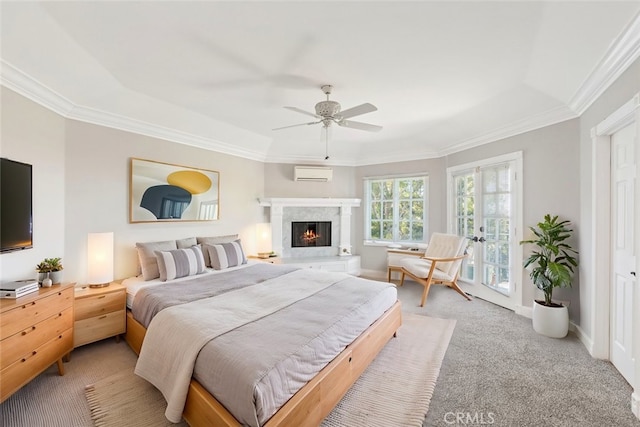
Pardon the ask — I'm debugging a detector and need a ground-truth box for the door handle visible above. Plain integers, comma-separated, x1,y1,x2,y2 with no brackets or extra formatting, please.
478,237,486,243
632,272,636,277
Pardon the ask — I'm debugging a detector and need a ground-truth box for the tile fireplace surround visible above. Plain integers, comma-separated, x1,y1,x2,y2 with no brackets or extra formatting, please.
258,198,361,258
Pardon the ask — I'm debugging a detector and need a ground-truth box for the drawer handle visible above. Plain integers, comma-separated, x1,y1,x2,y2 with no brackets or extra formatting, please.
98,295,106,299
99,315,107,320
22,302,36,309
21,326,36,336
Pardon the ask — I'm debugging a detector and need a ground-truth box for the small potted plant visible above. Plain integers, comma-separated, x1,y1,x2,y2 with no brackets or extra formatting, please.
36,257,64,285
520,214,578,338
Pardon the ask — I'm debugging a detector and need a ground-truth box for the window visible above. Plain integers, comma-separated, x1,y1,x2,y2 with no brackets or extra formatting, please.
364,175,428,243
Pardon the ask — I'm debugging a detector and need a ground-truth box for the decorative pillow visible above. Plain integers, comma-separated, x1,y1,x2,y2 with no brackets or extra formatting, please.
196,234,239,267
154,245,206,281
136,240,178,281
176,237,197,249
205,239,247,270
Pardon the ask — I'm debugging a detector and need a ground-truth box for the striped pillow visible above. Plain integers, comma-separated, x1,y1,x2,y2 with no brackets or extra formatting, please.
154,245,206,281
206,240,247,270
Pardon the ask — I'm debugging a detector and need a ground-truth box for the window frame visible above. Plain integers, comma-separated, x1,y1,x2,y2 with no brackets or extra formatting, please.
363,174,429,245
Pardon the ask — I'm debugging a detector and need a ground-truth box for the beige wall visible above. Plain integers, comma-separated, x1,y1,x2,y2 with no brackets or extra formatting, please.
1,88,265,284
1,88,66,282
578,57,640,338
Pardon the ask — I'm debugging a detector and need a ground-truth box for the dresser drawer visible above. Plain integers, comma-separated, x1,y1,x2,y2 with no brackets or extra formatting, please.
0,288,73,340
1,308,73,370
0,327,73,402
75,290,125,321
74,310,126,347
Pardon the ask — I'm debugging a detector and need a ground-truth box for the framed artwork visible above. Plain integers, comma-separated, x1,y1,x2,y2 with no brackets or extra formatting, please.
129,158,220,223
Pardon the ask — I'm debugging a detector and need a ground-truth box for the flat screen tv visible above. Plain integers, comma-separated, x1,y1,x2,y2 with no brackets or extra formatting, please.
1,158,33,252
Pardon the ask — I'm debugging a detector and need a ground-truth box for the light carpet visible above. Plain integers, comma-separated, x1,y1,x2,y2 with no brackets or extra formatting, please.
85,314,455,427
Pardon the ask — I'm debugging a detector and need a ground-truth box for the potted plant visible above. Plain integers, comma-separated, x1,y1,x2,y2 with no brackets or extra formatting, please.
520,214,578,338
36,257,64,285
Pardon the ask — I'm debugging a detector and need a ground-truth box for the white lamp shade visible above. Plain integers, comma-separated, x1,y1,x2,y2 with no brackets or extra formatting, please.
88,232,114,285
256,223,272,254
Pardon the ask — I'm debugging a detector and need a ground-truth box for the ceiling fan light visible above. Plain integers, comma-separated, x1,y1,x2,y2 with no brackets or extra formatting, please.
315,100,341,117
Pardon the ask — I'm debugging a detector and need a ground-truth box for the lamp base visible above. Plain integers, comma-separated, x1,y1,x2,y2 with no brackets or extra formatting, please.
88,282,111,288
257,252,271,259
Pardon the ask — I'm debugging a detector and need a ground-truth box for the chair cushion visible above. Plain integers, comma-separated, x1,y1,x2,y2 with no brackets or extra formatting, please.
423,233,466,276
400,257,454,281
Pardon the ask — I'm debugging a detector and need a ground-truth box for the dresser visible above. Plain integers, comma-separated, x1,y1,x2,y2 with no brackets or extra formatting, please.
0,283,75,402
73,283,126,348
387,249,424,281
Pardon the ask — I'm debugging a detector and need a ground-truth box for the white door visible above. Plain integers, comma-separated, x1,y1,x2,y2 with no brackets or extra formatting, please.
448,153,523,310
611,123,636,386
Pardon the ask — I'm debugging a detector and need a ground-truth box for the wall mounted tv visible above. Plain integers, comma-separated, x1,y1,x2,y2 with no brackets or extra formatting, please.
1,158,33,253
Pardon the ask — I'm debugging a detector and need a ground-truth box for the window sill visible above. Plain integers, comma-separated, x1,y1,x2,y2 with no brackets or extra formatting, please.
363,240,427,249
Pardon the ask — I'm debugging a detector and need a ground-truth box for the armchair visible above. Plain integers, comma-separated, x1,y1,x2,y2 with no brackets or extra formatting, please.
399,233,471,307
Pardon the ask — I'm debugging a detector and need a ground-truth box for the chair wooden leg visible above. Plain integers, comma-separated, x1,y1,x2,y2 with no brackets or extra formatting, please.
419,280,433,307
399,271,405,287
387,268,391,282
449,280,472,301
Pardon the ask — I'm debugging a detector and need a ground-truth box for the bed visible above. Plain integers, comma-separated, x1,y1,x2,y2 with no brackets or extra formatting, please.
123,240,401,427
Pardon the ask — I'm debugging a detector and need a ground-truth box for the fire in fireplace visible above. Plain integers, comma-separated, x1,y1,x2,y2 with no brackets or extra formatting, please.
291,221,331,248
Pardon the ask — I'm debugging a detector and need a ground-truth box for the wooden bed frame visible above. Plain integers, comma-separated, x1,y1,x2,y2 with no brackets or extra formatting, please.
125,300,402,427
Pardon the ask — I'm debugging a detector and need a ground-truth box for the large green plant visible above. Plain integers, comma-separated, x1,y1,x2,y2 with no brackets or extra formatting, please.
520,214,578,306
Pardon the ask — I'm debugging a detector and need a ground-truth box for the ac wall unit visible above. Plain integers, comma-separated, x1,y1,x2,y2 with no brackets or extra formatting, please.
294,166,333,182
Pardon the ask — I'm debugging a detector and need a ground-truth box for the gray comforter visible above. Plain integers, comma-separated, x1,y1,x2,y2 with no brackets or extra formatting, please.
132,263,397,426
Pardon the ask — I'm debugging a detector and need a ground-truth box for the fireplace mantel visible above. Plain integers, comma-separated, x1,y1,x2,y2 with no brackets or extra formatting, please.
258,198,361,208
258,198,361,257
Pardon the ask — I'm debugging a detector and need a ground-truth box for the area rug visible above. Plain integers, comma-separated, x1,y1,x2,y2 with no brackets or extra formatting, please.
85,313,455,427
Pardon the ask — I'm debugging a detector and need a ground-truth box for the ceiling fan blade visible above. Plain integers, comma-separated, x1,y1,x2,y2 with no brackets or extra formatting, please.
338,103,377,119
338,120,383,132
284,106,321,119
273,121,320,131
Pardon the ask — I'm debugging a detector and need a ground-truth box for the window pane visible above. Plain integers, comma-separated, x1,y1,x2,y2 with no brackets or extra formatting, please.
411,201,423,221
382,221,394,239
370,221,381,239
412,179,424,198
371,202,381,220
412,221,423,241
383,201,394,219
371,181,382,200
399,221,410,240
399,201,410,219
399,180,410,198
382,180,394,199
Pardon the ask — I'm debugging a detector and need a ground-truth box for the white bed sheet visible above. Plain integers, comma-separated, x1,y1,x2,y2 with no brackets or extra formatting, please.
122,261,258,309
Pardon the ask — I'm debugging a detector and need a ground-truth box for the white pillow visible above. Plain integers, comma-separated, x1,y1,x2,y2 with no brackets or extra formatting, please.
155,245,206,281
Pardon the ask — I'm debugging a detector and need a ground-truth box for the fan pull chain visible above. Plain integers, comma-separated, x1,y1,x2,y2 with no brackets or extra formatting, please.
325,127,330,160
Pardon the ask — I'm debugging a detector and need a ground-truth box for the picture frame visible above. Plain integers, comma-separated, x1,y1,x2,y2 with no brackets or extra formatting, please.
129,158,220,223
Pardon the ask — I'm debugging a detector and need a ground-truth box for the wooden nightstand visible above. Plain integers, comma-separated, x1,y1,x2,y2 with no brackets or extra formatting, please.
73,283,126,348
248,255,281,264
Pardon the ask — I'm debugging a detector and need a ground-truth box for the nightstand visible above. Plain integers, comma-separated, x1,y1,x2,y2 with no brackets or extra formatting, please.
248,255,281,264
73,283,126,348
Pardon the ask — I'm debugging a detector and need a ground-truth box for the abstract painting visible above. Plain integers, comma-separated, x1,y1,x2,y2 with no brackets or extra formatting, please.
129,158,219,223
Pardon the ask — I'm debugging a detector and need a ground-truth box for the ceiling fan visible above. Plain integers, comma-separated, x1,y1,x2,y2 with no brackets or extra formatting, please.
273,85,382,160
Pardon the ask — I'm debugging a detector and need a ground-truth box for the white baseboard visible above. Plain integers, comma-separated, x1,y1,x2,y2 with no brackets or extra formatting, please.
632,391,640,420
571,323,596,356
515,304,532,318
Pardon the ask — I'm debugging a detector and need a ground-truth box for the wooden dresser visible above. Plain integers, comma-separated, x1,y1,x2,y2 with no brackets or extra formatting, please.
0,283,75,402
73,283,126,348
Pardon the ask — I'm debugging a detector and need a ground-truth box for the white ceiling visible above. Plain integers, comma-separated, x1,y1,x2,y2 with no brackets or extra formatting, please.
1,1,639,166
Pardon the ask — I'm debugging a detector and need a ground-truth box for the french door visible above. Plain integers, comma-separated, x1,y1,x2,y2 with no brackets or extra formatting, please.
447,152,523,310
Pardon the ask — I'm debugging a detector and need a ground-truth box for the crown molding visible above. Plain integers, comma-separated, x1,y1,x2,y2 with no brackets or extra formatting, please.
0,60,75,116
436,105,578,157
67,105,267,162
1,60,268,163
570,12,640,115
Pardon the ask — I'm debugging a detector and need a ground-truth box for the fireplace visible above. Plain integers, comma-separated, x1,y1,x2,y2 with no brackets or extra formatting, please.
291,221,332,248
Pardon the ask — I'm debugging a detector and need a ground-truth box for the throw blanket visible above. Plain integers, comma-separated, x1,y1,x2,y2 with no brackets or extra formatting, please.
134,268,351,423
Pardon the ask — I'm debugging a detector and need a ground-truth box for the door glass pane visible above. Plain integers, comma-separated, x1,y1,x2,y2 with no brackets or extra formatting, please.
454,172,475,281
481,164,511,295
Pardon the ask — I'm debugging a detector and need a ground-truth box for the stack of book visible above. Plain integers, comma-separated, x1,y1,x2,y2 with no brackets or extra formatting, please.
1,280,39,299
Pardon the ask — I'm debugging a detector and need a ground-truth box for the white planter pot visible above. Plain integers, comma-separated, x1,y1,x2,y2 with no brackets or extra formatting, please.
531,300,569,338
